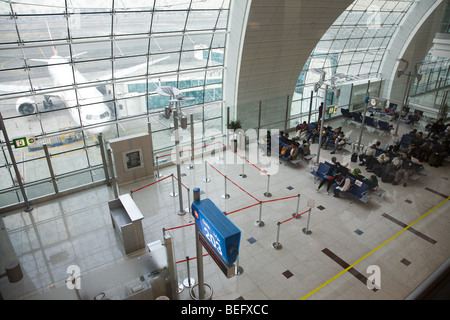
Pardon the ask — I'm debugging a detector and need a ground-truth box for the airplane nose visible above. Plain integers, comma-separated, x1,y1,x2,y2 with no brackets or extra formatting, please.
85,125,107,135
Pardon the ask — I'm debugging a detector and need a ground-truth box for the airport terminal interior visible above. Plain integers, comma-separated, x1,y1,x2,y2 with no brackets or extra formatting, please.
0,0,449,300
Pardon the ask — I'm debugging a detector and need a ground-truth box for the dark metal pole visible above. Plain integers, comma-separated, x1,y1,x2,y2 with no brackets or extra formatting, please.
173,110,185,216
315,85,328,165
0,113,33,212
357,80,370,149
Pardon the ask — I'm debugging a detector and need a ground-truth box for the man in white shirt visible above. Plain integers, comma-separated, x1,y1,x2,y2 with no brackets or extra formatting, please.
386,154,403,173
359,144,377,166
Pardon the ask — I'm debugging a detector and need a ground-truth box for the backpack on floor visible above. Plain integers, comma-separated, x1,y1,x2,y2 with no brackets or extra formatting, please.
428,152,442,167
351,153,358,162
381,171,394,183
373,165,384,177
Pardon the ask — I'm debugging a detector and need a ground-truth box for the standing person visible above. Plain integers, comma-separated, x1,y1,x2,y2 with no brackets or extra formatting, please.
318,102,324,123
265,130,272,156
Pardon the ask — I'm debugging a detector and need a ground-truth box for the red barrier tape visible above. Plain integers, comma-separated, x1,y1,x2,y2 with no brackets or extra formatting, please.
165,222,195,232
225,202,260,216
219,142,269,176
176,254,210,264
280,208,310,224
206,161,260,203
172,174,189,190
130,174,172,194
261,194,298,204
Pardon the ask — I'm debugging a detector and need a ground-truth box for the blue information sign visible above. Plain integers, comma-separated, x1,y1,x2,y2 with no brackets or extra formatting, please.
192,198,241,265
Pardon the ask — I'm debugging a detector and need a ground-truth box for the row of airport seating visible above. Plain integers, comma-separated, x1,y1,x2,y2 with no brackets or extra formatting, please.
341,108,392,135
272,134,314,166
308,162,374,203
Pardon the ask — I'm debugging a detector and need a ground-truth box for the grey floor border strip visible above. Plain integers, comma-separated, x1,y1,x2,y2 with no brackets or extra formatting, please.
381,213,437,245
322,248,378,292
424,187,449,199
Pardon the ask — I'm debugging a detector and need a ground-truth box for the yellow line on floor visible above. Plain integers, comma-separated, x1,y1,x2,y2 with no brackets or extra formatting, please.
300,196,450,300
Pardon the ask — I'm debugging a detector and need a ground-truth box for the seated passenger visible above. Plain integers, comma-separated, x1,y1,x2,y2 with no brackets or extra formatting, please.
366,152,391,171
299,139,311,156
296,121,309,138
282,142,299,161
359,144,377,166
316,164,340,195
280,132,292,145
306,127,320,144
333,172,351,198
330,132,346,154
351,167,365,180
393,155,416,187
363,175,379,191
386,154,403,174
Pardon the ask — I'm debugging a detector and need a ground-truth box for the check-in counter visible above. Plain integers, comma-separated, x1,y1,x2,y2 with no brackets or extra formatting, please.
109,194,145,254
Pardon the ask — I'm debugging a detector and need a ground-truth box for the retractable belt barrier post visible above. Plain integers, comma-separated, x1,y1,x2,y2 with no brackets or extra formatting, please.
272,206,310,250
222,175,230,199
239,156,247,178
302,207,313,235
272,222,282,250
155,154,163,178
184,187,191,214
264,174,272,197
235,254,243,275
169,173,178,197
255,201,265,227
203,161,211,183
292,194,301,219
183,256,196,288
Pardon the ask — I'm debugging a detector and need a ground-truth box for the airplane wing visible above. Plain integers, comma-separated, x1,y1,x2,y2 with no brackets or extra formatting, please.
0,55,169,94
0,84,32,93
100,56,169,81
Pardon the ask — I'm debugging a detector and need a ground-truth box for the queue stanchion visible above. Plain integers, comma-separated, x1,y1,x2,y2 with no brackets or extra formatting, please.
264,174,272,197
255,201,265,227
239,156,247,178
202,161,211,183
272,222,282,250
235,254,243,275
155,154,163,178
169,174,178,197
292,194,301,219
183,256,196,288
184,187,191,214
302,207,313,235
221,175,230,199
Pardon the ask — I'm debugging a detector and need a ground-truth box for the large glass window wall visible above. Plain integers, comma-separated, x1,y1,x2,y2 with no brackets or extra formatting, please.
0,0,229,209
290,0,414,126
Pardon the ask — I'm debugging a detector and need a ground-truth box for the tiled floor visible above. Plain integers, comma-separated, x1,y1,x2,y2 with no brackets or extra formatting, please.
1,116,449,300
